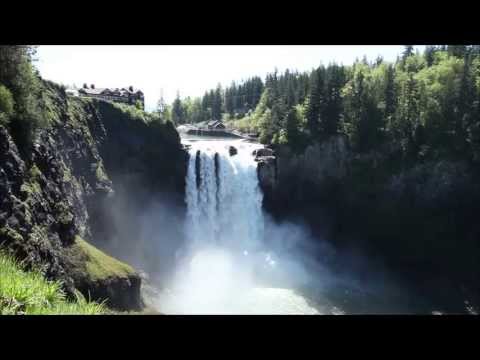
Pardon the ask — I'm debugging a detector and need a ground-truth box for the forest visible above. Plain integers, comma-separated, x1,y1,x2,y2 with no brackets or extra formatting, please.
163,45,480,169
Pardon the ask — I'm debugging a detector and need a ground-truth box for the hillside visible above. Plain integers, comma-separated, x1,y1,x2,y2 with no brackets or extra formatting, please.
0,64,187,311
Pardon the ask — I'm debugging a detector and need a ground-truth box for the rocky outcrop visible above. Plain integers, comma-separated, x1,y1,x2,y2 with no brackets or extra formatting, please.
0,80,188,311
256,155,276,196
253,147,274,158
256,133,480,311
229,146,237,156
257,135,350,214
76,275,142,311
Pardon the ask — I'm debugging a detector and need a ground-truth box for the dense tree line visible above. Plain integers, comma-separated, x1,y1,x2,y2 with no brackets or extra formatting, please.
225,46,480,167
160,77,266,125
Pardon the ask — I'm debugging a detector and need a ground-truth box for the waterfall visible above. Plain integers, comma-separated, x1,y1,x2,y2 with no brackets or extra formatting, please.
184,139,265,252
155,137,322,314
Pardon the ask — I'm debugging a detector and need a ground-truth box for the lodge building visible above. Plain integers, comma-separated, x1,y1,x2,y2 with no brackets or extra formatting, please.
78,85,145,109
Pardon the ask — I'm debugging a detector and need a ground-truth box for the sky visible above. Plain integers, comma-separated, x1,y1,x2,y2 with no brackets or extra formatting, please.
35,45,424,112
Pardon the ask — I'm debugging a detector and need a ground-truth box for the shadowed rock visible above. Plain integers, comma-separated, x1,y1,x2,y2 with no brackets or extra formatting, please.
229,146,237,156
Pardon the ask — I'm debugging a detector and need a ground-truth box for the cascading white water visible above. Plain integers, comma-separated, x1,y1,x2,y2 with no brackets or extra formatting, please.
185,139,265,251
156,137,324,314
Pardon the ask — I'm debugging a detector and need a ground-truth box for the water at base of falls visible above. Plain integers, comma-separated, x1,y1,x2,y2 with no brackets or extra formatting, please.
154,137,328,315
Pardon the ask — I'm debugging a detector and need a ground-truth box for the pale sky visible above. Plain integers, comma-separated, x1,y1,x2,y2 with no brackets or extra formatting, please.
35,45,424,112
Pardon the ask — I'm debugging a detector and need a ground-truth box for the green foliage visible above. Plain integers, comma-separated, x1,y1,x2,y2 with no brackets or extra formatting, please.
166,76,265,124
0,46,49,151
217,46,480,169
0,251,105,315
111,101,147,123
0,84,14,126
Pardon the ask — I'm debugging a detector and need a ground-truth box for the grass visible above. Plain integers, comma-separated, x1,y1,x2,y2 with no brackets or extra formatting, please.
73,236,135,281
0,251,105,315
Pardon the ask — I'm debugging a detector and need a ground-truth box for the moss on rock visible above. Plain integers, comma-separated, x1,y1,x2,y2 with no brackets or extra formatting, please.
72,235,134,281
65,236,142,311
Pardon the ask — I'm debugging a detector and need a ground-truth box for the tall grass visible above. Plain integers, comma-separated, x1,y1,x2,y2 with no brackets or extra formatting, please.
0,252,105,315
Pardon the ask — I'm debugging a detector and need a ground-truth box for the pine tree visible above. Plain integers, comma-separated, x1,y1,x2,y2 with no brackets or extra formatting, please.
400,73,421,160
403,45,414,59
171,92,185,125
455,53,476,155
321,64,345,135
305,67,324,138
212,84,223,120
384,64,397,119
424,45,437,67
224,86,234,116
401,45,415,70
285,107,303,149
448,45,468,58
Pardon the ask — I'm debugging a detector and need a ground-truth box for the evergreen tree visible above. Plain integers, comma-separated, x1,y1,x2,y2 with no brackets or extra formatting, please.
455,53,476,155
448,45,468,58
403,45,414,60
285,107,303,149
425,45,437,67
321,64,345,135
305,67,324,138
224,86,234,116
171,92,185,125
401,45,415,71
212,84,223,120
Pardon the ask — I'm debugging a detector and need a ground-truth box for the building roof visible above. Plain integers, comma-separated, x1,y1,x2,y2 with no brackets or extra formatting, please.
79,88,107,95
79,87,144,97
208,120,225,128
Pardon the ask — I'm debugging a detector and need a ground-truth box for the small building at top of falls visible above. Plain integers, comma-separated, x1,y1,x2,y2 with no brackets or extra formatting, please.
196,120,226,130
207,120,226,130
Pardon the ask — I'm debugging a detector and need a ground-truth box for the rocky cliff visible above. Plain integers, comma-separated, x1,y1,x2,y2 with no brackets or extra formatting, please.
257,136,349,215
0,80,187,311
257,135,480,311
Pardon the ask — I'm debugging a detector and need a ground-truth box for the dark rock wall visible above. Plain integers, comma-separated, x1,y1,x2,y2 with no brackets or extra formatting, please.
0,81,188,310
257,135,480,311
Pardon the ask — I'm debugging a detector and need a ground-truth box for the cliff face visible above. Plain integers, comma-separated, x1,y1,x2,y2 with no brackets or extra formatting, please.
0,81,188,310
258,135,480,310
258,136,349,214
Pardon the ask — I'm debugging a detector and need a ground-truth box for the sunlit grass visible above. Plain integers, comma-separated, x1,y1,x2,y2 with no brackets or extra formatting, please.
0,251,106,315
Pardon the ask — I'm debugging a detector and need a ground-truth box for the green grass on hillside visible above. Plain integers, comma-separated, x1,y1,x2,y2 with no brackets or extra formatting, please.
0,252,105,315
73,236,135,281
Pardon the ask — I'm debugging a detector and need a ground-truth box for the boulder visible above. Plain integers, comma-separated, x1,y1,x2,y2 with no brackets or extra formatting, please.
257,156,276,194
253,147,274,159
229,146,238,156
